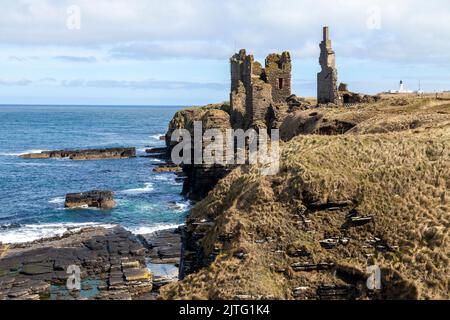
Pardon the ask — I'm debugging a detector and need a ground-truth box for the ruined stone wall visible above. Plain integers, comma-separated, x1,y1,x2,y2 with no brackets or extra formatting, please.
246,79,273,128
229,81,246,129
230,49,291,129
317,27,340,105
265,52,292,103
231,52,243,92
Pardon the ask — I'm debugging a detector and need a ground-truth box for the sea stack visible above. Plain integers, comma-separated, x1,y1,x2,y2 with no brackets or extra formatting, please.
65,191,116,209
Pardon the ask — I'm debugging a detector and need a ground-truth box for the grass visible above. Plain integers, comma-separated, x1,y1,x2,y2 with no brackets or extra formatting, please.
280,96,450,139
160,96,449,300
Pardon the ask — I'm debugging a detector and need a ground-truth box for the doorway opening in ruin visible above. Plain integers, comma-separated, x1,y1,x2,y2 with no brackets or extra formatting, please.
278,78,284,90
343,94,350,104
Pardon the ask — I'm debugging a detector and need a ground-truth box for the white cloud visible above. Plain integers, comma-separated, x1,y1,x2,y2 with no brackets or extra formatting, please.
0,0,449,104
0,79,33,86
0,0,449,64
60,78,227,90
0,77,227,91
109,41,233,60
53,56,97,63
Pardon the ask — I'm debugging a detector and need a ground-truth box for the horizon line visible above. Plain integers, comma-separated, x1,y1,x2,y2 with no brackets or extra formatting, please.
0,103,194,108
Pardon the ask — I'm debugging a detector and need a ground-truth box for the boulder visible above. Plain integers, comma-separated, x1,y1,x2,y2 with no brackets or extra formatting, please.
123,268,152,282
65,191,116,209
20,148,136,160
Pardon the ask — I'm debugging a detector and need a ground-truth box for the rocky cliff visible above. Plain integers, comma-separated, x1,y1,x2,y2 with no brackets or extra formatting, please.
161,97,450,300
165,103,236,200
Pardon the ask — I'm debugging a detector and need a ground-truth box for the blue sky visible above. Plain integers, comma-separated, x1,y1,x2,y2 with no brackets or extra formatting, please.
0,0,449,105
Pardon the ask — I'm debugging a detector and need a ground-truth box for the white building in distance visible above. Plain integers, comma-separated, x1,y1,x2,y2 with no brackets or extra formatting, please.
390,80,413,94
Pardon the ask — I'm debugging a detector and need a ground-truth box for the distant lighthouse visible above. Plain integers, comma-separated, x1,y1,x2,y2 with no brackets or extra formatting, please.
390,80,413,94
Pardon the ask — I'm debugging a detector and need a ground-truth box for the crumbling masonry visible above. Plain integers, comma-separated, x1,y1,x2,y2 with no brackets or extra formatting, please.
317,26,340,105
230,49,292,129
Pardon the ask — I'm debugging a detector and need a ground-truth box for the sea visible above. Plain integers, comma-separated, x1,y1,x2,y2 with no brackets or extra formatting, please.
0,105,190,244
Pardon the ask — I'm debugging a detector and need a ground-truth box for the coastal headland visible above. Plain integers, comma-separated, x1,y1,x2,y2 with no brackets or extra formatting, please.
1,27,449,300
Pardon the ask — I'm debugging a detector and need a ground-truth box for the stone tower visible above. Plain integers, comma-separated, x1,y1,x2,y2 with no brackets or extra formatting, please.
317,26,340,104
264,52,292,103
230,49,292,129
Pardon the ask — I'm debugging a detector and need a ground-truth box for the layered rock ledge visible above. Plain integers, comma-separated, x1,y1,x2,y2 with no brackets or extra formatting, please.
0,226,153,300
20,147,136,160
139,228,182,265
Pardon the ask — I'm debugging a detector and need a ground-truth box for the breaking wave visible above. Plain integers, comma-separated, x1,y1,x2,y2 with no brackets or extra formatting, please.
120,182,154,195
127,223,183,235
0,222,116,244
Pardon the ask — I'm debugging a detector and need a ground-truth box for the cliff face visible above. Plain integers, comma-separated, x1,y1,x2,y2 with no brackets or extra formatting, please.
164,98,312,200
161,98,450,300
165,103,235,201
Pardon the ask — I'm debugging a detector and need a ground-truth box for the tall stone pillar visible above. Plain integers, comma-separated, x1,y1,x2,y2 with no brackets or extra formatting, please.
317,26,340,104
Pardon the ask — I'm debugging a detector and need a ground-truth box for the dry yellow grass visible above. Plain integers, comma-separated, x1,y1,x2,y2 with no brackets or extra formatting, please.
280,96,450,139
161,98,449,300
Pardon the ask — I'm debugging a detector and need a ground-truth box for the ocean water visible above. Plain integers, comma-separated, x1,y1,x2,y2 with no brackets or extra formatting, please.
0,105,190,243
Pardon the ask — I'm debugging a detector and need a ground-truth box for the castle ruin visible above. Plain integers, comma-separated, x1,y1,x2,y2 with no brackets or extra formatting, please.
317,26,340,105
229,27,374,124
230,49,292,129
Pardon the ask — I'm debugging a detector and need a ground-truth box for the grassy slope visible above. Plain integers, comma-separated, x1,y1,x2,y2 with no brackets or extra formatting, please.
280,97,450,139
161,97,449,300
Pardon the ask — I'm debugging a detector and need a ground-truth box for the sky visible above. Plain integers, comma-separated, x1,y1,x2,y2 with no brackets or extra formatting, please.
0,0,449,106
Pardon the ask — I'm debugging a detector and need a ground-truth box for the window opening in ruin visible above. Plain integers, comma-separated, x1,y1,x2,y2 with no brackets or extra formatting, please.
278,78,284,89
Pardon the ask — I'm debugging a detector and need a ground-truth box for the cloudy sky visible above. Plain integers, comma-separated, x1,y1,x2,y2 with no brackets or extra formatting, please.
0,0,449,105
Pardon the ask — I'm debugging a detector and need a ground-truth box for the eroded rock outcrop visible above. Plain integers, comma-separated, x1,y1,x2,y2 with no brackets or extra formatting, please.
65,191,116,209
0,226,153,300
338,83,380,105
20,148,136,160
165,104,235,200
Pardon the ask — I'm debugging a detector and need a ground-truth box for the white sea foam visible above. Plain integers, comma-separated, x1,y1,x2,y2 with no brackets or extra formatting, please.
48,196,65,204
127,223,183,235
150,134,165,140
153,175,172,182
152,174,182,185
173,200,191,212
0,222,116,244
0,149,45,156
120,182,154,195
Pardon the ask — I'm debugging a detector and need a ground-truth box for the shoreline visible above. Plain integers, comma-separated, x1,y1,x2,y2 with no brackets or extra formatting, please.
0,224,183,300
0,140,187,299
0,222,184,246
0,143,189,246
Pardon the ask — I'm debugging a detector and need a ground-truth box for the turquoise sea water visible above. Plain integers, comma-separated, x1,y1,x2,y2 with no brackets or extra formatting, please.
0,105,189,243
